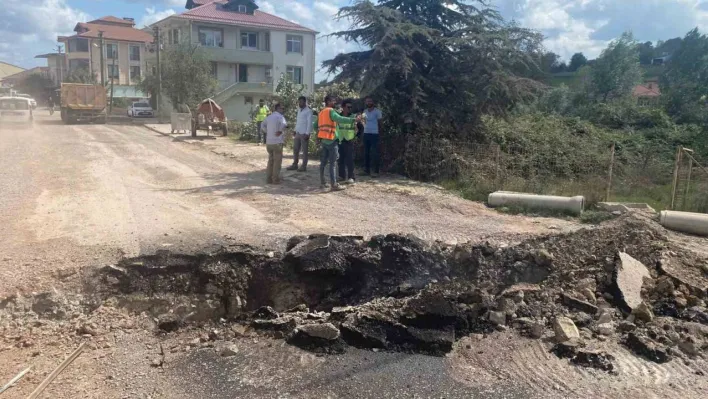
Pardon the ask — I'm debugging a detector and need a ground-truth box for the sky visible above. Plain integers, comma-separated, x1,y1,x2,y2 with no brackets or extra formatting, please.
3,0,708,81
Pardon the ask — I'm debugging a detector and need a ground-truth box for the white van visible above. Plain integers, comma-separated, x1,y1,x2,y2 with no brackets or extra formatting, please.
0,97,34,127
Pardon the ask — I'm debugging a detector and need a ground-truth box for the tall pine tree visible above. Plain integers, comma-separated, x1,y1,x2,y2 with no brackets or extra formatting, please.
322,0,543,135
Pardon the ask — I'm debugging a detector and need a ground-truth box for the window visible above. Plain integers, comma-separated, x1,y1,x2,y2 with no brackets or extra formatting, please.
130,66,141,82
199,28,223,47
244,96,253,105
238,64,248,82
68,59,89,71
68,38,88,52
168,29,180,45
241,32,258,49
238,5,248,13
286,66,303,84
264,32,270,51
210,62,218,78
130,45,140,62
106,44,118,59
286,35,302,54
107,65,119,79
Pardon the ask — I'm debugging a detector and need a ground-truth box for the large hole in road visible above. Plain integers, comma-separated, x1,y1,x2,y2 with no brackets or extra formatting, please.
83,215,708,365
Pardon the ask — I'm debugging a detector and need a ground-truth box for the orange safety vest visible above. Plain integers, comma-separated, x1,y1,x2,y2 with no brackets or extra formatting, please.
317,108,336,140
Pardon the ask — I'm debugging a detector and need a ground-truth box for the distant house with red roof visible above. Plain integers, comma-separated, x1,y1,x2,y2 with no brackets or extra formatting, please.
150,0,318,121
51,16,153,95
632,80,661,105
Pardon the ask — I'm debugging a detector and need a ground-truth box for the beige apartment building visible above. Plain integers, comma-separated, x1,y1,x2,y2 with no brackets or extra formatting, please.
151,0,317,121
57,16,153,95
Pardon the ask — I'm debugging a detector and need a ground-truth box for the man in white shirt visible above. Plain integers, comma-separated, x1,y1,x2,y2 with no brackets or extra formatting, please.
287,96,313,172
260,103,288,184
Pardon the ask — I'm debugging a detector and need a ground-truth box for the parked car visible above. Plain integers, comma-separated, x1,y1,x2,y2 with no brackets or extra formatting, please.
0,97,33,126
127,101,154,118
13,93,37,109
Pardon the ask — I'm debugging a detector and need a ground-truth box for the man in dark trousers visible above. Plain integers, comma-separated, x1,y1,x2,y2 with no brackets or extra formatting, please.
337,98,363,184
362,96,383,177
313,95,359,191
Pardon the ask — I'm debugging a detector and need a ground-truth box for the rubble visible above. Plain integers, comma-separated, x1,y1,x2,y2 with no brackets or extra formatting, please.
553,317,580,343
4,215,703,374
614,252,651,311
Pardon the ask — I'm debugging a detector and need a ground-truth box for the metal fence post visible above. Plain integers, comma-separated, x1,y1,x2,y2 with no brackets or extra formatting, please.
670,147,683,210
605,142,616,202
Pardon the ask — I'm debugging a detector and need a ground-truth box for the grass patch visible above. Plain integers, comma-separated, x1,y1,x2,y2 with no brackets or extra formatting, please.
494,205,577,219
580,210,617,224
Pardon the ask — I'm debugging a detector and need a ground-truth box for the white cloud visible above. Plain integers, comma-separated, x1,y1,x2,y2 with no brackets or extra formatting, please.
0,0,89,66
139,7,176,28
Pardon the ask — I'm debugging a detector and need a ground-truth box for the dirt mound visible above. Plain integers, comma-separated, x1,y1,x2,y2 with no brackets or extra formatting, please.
3,215,707,370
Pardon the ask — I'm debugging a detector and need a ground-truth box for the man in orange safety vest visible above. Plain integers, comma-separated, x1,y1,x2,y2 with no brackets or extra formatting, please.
313,95,360,191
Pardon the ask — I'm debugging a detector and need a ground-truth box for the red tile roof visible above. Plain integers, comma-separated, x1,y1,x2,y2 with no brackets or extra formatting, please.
89,16,135,26
64,19,153,43
179,1,316,33
632,83,661,97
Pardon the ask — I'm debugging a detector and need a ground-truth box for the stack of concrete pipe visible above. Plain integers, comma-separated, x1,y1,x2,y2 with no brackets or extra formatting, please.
487,191,585,215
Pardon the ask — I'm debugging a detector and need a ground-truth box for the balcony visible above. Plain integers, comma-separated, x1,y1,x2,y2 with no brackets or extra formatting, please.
200,46,273,65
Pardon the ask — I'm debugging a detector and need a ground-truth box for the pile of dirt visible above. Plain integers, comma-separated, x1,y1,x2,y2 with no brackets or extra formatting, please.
2,214,707,370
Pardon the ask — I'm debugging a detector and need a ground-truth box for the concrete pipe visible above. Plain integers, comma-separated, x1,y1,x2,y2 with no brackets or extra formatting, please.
488,191,585,215
659,211,708,237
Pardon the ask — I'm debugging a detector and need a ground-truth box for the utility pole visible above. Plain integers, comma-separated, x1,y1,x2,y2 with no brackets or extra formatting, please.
55,44,64,84
109,51,116,114
153,26,162,120
98,31,105,86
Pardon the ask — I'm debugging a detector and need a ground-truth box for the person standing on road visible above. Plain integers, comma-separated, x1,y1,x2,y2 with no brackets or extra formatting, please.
261,103,287,184
362,97,383,177
313,95,359,191
287,96,312,172
48,96,55,115
254,99,270,145
337,98,363,184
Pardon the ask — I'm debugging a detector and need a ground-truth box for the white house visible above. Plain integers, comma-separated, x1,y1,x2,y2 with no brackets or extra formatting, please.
151,0,317,121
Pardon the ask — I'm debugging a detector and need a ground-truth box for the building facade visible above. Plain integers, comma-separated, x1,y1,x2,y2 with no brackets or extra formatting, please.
57,16,153,95
151,0,317,121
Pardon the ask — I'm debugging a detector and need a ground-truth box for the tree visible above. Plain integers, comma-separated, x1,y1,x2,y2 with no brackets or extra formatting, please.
655,37,683,58
63,67,96,84
538,51,562,74
139,42,217,110
587,32,643,102
638,41,655,65
272,73,306,124
568,53,588,72
322,0,544,132
660,29,708,123
16,73,54,100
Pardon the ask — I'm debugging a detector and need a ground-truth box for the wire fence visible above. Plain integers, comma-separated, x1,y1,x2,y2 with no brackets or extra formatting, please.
402,134,708,212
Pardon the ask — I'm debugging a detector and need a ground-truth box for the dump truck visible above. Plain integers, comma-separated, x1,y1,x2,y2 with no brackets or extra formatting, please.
60,83,107,124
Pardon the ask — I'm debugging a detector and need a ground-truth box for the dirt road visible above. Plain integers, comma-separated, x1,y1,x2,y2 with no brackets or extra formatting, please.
0,114,570,296
3,114,705,399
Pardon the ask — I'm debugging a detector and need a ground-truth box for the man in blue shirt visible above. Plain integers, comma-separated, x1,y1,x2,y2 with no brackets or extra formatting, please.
362,97,382,177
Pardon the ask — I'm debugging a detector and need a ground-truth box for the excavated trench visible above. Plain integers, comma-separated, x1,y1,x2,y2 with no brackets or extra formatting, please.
80,214,708,368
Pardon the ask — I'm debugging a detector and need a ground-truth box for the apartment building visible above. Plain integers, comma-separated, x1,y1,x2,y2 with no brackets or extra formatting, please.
152,0,317,121
57,16,153,93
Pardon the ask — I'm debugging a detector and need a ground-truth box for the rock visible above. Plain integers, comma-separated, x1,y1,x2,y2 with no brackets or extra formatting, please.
529,323,545,339
597,311,613,325
624,332,671,363
150,358,163,368
253,306,279,320
252,317,297,333
679,340,699,356
77,324,98,336
284,235,349,274
226,295,244,316
596,323,613,336
296,323,341,341
215,343,239,357
562,293,599,314
614,252,651,311
580,288,596,304
552,342,615,372
156,314,181,332
674,297,688,308
287,304,308,313
231,324,249,337
653,277,675,296
488,311,506,326
534,250,554,267
286,235,308,251
406,326,455,355
331,306,355,316
497,298,517,315
631,302,654,323
553,317,580,343
401,291,462,329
